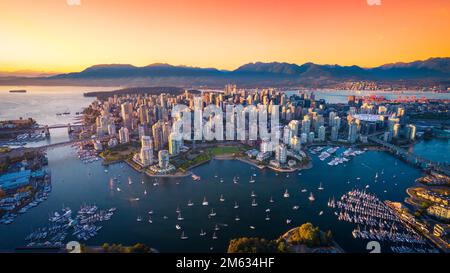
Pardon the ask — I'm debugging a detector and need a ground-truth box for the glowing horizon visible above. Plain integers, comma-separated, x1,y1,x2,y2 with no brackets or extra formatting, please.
1,0,449,73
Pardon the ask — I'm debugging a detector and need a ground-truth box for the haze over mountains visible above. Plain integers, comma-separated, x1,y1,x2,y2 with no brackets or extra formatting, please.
1,57,449,88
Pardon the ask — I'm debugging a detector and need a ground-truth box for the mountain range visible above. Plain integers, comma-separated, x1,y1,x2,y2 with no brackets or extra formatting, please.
1,57,449,88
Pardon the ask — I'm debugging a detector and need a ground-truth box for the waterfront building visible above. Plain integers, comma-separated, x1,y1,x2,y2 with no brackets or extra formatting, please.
260,139,273,153
152,121,163,150
331,126,338,141
348,121,358,143
288,120,300,137
333,116,341,130
301,116,311,135
328,111,336,126
427,205,450,220
318,125,326,142
283,125,292,145
392,123,401,139
168,133,181,156
118,127,130,144
93,140,103,151
139,147,153,167
290,135,301,152
405,124,416,141
0,170,31,190
158,150,170,169
383,131,392,142
275,144,287,164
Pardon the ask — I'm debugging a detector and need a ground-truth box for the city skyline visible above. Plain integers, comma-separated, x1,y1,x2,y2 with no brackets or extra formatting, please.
1,0,449,73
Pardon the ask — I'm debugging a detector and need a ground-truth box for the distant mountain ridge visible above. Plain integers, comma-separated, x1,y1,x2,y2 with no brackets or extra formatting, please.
1,57,449,88
51,57,450,79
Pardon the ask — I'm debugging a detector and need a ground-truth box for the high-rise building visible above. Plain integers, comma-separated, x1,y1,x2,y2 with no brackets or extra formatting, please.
158,150,170,169
107,123,116,136
392,123,401,138
140,147,153,167
308,132,315,143
318,125,326,142
288,120,300,137
118,127,130,144
121,102,133,129
290,135,301,152
283,125,292,145
168,133,181,156
300,133,308,144
328,112,336,126
275,144,287,164
348,121,358,143
405,124,416,141
152,121,163,150
331,126,338,141
301,116,311,135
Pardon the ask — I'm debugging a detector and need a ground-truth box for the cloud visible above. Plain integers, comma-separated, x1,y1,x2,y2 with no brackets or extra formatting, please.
66,0,81,6
366,0,381,6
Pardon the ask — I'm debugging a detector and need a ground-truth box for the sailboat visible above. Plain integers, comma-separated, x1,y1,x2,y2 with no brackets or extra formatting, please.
180,231,188,240
375,172,378,180
220,178,224,183
319,211,323,216
116,187,121,192
286,219,292,224
214,224,220,231
128,177,133,185
265,214,270,221
292,205,299,210
283,189,290,198
144,190,147,195
219,194,225,202
233,176,239,184
235,215,240,221
212,232,218,240
177,212,184,221
200,229,206,236
136,216,142,222
234,202,239,209
176,206,181,214
148,210,153,215
249,226,255,230
187,200,194,207
301,188,307,193
269,196,274,203
251,191,256,198
249,176,255,183
141,180,145,184
175,224,181,230
209,208,216,217
148,216,153,223
308,192,315,202
318,182,324,191
202,197,208,206
251,199,258,207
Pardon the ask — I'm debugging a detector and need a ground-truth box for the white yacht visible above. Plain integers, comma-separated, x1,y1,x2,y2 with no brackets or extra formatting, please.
265,214,270,221
301,189,307,193
212,232,218,240
187,200,194,207
175,224,181,230
318,182,324,191
234,202,239,209
177,212,184,221
202,197,209,206
308,192,315,202
251,199,258,207
235,215,240,221
209,209,216,217
251,191,256,198
249,226,255,230
319,211,323,216
286,219,292,224
136,216,142,222
116,187,121,192
214,224,220,231
144,190,147,195
128,177,133,185
200,229,206,236
269,196,274,203
148,216,153,223
219,194,225,202
283,189,290,198
249,176,255,183
292,205,299,210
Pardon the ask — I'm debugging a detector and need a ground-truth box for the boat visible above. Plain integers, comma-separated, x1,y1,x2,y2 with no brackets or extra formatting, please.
251,199,258,207
292,205,299,210
148,216,153,223
318,182,324,191
220,178,224,183
176,206,181,214
308,192,315,202
177,212,184,221
265,208,270,213
175,224,181,230
365,185,370,189
153,182,159,186
250,191,256,197
202,197,208,206
233,176,239,184
148,210,153,215
187,200,194,207
116,187,121,192
319,211,323,216
219,194,225,202
212,232,218,240
269,196,274,203
375,172,378,179
180,231,188,240
286,219,292,224
214,224,220,231
235,215,240,221
249,226,255,230
209,209,216,217
200,229,206,236
234,202,239,209
191,174,201,181
136,216,142,222
301,189,307,193
283,189,290,198
249,176,255,183
144,190,147,195
128,177,133,185
265,214,270,221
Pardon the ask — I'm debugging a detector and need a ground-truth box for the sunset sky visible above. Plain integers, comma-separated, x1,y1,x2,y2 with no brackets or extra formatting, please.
0,0,449,73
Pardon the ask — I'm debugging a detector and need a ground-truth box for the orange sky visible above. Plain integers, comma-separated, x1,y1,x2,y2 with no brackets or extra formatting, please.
0,0,449,73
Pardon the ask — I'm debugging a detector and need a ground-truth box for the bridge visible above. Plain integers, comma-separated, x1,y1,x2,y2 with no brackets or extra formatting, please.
368,135,450,176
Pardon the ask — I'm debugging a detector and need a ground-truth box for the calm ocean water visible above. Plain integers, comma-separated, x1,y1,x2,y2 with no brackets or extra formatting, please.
0,86,447,252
